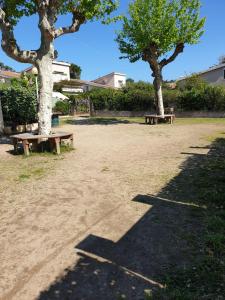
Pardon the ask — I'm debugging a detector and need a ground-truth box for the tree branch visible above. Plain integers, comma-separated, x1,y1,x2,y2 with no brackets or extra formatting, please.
0,8,37,63
54,10,86,38
142,44,161,76
37,0,55,40
160,43,184,68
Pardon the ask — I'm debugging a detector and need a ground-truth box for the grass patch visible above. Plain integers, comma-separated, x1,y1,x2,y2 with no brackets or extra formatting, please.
60,116,225,126
18,174,31,181
155,257,225,300
59,116,74,126
0,154,57,190
60,143,75,154
101,166,110,172
17,166,50,182
175,117,225,125
154,133,225,299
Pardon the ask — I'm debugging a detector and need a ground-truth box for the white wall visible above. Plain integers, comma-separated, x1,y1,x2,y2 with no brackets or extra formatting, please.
93,72,126,88
114,73,126,88
52,62,70,83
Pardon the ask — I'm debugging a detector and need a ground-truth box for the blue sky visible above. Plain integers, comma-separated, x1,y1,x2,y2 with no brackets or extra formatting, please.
0,0,224,82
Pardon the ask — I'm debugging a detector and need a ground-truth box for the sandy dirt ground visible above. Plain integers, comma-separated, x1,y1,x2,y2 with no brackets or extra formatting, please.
0,120,224,300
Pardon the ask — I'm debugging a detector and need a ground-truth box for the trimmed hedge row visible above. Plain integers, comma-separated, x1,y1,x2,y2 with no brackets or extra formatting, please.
89,78,225,112
1,76,225,126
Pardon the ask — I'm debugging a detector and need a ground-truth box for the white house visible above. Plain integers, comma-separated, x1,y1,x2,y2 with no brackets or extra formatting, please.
24,60,71,83
177,63,225,87
52,61,71,82
92,72,126,88
24,62,126,89
0,70,21,83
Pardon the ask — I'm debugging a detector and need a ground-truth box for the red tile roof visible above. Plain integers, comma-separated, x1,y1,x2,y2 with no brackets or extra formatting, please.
0,70,21,79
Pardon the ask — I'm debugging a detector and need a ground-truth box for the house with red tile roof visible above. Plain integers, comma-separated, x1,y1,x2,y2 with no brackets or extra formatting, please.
0,70,21,83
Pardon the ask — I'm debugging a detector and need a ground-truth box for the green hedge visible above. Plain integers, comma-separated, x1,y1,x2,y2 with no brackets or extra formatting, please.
90,81,156,111
177,84,225,111
0,85,37,125
53,100,70,115
89,78,225,112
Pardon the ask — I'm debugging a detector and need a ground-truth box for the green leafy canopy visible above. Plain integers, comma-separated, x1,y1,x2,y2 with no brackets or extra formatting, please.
0,0,119,25
116,0,206,62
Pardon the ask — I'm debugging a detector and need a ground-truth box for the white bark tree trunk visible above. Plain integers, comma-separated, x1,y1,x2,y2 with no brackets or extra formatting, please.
153,73,164,117
0,98,4,133
36,55,53,135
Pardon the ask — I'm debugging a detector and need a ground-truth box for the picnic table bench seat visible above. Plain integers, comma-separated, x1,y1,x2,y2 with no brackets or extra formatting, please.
11,132,74,156
145,114,175,125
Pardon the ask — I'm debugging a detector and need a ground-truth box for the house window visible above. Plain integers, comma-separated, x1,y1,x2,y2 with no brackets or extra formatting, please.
118,80,124,87
53,71,66,75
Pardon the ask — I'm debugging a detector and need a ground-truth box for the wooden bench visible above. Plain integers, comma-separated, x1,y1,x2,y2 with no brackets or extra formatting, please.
11,132,74,156
145,114,175,125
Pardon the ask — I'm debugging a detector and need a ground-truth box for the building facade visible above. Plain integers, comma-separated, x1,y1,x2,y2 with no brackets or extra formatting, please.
0,70,21,83
24,61,71,83
178,63,225,87
52,61,71,82
92,72,126,89
24,62,126,89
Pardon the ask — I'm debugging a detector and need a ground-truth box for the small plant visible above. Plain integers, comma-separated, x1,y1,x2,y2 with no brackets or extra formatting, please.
53,101,70,115
144,289,153,300
18,174,31,181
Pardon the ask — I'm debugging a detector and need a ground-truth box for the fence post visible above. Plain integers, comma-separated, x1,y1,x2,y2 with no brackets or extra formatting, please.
0,99,4,134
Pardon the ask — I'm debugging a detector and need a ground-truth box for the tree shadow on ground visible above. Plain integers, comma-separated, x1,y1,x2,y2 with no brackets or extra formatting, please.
38,136,225,300
66,117,142,126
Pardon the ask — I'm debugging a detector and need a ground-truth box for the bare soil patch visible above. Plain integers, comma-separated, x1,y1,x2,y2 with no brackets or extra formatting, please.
0,120,224,300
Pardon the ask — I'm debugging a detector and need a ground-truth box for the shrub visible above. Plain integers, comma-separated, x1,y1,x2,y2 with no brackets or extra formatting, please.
89,77,225,112
0,85,37,125
177,82,225,111
89,81,155,111
53,100,70,115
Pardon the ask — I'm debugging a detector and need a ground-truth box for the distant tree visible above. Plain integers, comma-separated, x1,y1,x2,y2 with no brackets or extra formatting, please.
0,1,118,134
117,0,205,116
0,61,15,71
218,55,225,64
126,78,134,83
70,63,82,79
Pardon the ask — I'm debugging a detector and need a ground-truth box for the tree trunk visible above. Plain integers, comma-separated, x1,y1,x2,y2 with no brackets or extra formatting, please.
0,98,4,134
89,97,94,117
153,73,164,117
36,55,53,135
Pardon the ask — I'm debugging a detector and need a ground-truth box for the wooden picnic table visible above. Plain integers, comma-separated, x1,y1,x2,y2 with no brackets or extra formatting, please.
145,114,175,125
11,132,74,156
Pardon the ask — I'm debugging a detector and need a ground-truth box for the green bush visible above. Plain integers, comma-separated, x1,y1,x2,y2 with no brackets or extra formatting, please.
53,100,70,115
177,83,225,111
89,78,225,112
90,81,155,111
0,85,37,125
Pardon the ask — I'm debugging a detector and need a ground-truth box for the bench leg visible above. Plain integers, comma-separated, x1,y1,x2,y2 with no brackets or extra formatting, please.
49,139,55,152
70,135,74,148
12,138,18,153
55,137,60,155
22,140,30,156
